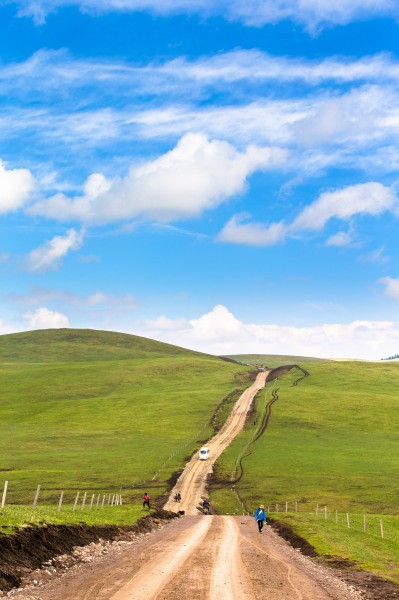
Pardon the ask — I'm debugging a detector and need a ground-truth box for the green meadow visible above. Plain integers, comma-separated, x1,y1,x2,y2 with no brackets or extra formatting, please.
0,329,247,514
210,360,399,582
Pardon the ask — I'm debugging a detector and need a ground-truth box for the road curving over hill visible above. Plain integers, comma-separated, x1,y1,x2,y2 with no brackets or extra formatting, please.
164,370,269,515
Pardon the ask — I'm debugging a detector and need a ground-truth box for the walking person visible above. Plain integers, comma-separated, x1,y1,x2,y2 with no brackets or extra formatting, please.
143,492,150,509
254,504,266,533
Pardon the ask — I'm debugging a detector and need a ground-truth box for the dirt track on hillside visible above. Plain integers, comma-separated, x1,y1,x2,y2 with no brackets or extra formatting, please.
164,370,268,515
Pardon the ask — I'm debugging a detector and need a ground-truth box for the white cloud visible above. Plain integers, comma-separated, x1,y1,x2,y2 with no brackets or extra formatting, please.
23,307,70,329
325,231,352,247
26,229,84,273
219,182,398,246
6,49,399,95
0,160,35,214
138,304,399,360
218,214,287,246
30,133,287,224
379,277,399,302
292,182,397,232
12,0,399,29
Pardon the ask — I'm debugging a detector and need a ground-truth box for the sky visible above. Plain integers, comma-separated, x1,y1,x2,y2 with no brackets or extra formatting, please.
1,1,399,359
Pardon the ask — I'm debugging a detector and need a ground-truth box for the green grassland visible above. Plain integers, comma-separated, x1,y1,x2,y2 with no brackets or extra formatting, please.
222,353,326,367
210,360,399,582
0,329,247,513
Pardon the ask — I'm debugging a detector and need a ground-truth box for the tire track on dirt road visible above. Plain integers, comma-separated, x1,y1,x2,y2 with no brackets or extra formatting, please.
232,365,309,486
110,517,212,600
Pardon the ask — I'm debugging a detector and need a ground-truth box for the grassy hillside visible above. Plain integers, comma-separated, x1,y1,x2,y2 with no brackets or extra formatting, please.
0,329,248,506
210,360,399,582
222,353,326,368
0,328,209,363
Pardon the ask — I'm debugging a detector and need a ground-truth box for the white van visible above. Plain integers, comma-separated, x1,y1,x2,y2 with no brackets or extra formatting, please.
199,447,210,460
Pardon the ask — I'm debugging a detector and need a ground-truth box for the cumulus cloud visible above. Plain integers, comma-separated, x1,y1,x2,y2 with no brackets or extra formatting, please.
139,304,399,360
30,133,286,224
0,160,35,214
379,277,399,302
26,229,84,273
219,182,398,246
12,0,399,29
23,307,70,329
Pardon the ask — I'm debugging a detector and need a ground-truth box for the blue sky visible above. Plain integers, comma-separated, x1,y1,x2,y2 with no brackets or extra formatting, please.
1,0,399,358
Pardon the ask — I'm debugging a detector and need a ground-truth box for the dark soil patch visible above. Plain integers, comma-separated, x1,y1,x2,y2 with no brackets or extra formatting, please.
268,517,318,556
266,365,296,382
269,518,399,599
0,509,177,592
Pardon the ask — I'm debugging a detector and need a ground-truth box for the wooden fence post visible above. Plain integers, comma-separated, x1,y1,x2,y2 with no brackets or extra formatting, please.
316,503,319,515
285,502,288,513
96,494,100,508
363,515,366,533
102,495,105,509
295,501,298,513
1,481,8,510
346,513,350,528
380,519,384,538
276,503,279,513
32,485,41,509
73,492,80,512
90,494,95,510
81,492,87,510
57,491,64,513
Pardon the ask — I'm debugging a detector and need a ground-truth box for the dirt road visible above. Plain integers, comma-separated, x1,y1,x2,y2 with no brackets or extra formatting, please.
9,372,362,600
13,515,360,600
164,370,269,515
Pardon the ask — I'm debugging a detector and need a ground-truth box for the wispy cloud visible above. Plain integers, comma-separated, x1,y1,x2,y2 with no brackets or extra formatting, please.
10,0,399,30
26,228,84,272
379,276,399,302
218,183,398,246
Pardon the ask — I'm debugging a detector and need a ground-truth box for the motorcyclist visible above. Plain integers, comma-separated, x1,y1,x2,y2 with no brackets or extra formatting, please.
202,498,210,514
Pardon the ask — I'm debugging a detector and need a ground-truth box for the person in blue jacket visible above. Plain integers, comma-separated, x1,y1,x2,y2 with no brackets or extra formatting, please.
254,504,266,533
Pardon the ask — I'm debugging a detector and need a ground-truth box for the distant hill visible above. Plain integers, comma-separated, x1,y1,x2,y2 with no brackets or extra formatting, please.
222,353,327,368
0,328,215,363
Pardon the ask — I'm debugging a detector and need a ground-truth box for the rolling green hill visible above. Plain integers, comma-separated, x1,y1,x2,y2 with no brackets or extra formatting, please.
0,328,210,363
211,360,399,583
0,329,248,504
222,353,326,368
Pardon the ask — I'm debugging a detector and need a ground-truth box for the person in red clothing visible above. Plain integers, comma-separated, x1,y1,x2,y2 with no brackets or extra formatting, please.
143,493,150,509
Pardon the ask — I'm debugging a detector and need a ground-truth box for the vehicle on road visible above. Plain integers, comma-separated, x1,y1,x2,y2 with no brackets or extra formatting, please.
199,447,210,460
